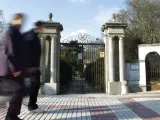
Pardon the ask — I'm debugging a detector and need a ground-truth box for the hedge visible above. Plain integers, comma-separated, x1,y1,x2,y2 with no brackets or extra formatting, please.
84,58,105,92
60,60,73,93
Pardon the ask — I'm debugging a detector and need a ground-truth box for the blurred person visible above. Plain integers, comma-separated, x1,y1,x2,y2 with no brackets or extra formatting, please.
23,21,44,113
0,13,26,120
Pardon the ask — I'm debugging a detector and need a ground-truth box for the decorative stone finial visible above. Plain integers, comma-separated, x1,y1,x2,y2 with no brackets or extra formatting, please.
112,14,116,22
49,13,53,22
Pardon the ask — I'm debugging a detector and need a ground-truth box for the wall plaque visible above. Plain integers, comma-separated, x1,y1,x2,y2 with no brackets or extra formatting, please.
130,64,139,70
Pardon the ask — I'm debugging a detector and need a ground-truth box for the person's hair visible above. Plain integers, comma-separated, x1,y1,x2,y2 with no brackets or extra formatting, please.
10,13,24,25
12,13,24,20
35,21,43,27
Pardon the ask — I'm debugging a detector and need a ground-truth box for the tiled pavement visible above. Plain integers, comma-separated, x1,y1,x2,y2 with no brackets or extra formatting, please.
1,95,160,120
1,80,160,120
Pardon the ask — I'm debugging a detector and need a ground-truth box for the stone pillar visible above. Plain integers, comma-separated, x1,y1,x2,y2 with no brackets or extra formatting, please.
39,37,45,94
101,22,127,95
40,13,63,95
56,36,60,84
108,36,116,94
50,36,57,83
40,37,46,83
119,37,128,94
104,33,108,94
108,37,115,82
44,35,60,95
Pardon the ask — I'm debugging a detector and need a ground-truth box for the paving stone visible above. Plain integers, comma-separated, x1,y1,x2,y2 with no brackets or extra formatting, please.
0,95,160,120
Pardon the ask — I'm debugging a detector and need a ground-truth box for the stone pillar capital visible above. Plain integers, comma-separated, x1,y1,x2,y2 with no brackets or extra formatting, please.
108,36,114,39
119,36,125,40
50,35,58,38
103,31,108,36
40,37,45,40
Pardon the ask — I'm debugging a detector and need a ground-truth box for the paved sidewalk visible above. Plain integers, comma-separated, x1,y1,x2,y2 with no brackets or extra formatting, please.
1,95,160,120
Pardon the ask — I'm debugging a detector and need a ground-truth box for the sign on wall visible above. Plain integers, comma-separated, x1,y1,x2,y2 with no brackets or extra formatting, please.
130,64,139,70
100,52,104,58
78,53,82,59
61,51,65,58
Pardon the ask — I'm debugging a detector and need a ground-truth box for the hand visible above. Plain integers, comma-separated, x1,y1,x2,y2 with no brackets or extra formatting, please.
12,71,21,77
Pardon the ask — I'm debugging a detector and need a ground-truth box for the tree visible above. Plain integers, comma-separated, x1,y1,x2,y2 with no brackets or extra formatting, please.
61,40,84,76
0,10,5,39
115,0,160,60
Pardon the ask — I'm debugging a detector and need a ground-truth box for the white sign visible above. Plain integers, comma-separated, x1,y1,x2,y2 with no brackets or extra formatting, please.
130,64,139,70
78,53,82,59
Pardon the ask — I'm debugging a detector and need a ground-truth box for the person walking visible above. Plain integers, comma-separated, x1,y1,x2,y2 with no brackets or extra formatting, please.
23,21,44,113
0,13,26,120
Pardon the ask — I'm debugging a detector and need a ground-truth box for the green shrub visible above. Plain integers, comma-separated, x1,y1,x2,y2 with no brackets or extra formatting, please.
60,60,72,93
84,58,105,92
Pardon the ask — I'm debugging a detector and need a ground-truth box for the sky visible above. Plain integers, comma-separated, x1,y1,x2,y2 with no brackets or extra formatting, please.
0,0,126,39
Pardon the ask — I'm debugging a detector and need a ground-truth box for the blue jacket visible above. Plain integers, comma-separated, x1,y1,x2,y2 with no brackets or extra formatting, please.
23,29,41,68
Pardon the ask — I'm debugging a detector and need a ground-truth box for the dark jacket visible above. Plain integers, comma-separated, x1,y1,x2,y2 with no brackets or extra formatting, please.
0,26,26,77
23,29,41,68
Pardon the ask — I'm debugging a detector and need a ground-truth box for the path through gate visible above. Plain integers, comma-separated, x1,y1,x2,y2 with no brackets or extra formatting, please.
60,33,105,94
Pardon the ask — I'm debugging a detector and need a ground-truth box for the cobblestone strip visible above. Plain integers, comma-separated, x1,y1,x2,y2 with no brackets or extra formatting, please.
87,97,116,120
97,98,117,120
30,96,52,120
24,96,50,120
119,98,160,120
100,99,118,120
85,97,91,120
50,96,66,119
0,104,8,120
71,96,77,120
29,96,51,120
88,97,96,120
76,96,82,120
65,96,73,120
106,98,142,120
19,97,45,119
20,97,44,119
82,97,90,120
94,98,102,119
58,96,70,119
38,96,57,120
44,96,60,120
133,98,160,115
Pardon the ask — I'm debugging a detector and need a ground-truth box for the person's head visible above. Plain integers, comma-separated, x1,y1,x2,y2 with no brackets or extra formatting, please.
35,20,44,33
10,13,25,29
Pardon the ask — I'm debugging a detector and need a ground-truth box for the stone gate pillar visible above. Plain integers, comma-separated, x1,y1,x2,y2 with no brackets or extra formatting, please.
40,13,63,95
102,20,127,95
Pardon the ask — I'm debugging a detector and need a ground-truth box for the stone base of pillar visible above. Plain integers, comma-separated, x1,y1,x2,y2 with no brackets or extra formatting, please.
39,85,45,95
139,86,147,92
108,82,121,95
121,81,128,95
44,83,59,95
105,86,108,94
121,84,128,95
38,81,45,95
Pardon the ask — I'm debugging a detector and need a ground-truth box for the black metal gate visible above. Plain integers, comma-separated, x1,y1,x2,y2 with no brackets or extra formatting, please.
145,52,160,91
60,33,105,94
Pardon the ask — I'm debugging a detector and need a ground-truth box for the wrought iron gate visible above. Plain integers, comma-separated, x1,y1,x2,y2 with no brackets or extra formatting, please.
60,33,105,94
145,52,160,91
